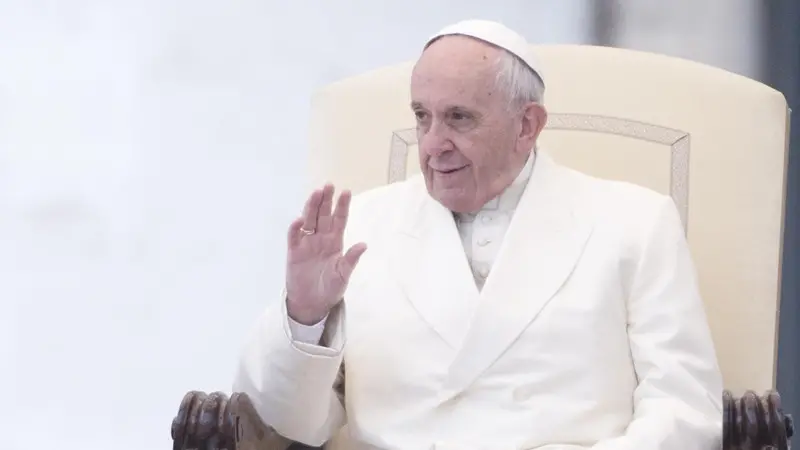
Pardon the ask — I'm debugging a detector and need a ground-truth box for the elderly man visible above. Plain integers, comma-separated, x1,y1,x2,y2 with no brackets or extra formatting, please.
234,20,723,450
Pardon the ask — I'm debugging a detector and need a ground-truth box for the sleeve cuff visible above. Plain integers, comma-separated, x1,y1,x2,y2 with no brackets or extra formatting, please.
287,312,328,345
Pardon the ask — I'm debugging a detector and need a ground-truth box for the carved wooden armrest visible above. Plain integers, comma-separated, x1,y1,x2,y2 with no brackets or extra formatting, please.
170,391,318,450
724,390,794,450
171,389,793,450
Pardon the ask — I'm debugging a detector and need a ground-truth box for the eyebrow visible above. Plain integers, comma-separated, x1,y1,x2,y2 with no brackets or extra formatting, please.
410,102,473,112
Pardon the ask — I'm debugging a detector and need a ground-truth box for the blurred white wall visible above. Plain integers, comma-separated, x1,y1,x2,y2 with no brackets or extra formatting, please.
0,1,591,448
611,0,762,79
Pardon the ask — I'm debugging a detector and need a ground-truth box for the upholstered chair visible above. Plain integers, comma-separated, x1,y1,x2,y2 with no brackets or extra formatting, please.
171,45,793,450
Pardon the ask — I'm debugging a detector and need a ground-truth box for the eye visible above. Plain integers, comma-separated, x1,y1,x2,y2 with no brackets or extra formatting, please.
449,110,472,122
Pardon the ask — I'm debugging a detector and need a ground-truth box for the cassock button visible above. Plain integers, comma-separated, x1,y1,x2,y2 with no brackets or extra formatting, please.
477,266,490,278
477,237,491,247
480,214,492,224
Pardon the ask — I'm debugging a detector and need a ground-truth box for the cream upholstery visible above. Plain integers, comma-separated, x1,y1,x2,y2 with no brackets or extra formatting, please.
307,44,790,396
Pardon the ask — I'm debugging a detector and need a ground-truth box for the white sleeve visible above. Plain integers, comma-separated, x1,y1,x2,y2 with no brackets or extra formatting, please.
232,295,345,446
590,195,723,450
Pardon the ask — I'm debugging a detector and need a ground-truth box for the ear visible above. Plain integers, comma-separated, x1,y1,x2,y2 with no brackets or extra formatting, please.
519,102,548,148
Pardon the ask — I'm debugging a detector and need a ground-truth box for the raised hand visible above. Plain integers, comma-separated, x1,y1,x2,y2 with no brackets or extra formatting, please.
285,184,367,325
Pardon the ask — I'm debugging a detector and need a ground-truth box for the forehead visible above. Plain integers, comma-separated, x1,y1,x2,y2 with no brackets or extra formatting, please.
410,36,503,110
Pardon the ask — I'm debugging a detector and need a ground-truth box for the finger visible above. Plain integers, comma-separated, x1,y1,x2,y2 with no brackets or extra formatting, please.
287,217,304,247
337,242,367,280
332,189,352,233
301,188,324,232
316,184,335,232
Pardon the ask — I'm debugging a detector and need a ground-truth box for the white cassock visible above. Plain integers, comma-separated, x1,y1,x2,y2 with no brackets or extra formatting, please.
233,151,723,450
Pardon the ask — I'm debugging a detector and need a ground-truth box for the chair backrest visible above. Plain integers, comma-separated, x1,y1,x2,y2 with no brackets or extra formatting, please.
308,44,790,394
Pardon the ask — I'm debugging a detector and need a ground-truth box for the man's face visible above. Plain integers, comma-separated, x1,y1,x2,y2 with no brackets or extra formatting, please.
410,35,545,213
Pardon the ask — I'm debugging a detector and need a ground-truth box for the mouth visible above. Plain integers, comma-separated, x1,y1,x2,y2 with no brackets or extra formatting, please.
434,166,468,175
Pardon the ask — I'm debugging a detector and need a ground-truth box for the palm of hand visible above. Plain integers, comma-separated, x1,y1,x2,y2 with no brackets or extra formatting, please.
287,230,346,305
285,184,367,324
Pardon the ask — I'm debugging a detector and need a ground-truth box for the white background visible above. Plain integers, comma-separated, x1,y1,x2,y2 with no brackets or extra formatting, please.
0,1,591,448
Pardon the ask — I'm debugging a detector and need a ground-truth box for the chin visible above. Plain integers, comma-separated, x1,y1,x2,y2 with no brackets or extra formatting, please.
430,191,479,213
423,175,481,212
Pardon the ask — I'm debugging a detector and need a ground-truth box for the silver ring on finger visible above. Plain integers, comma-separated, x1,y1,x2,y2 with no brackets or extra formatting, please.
299,227,316,236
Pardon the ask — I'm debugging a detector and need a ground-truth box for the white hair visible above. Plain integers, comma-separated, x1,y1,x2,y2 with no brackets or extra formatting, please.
494,49,545,110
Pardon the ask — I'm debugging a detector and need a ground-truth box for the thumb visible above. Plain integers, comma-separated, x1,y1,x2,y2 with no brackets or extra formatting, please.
337,242,367,280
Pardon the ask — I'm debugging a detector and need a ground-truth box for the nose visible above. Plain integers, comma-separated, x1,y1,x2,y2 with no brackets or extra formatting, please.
418,120,454,157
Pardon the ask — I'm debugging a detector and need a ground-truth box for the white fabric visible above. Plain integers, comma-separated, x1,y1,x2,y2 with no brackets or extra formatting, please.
456,151,535,288
288,151,535,342
288,313,327,344
426,19,545,86
234,153,723,450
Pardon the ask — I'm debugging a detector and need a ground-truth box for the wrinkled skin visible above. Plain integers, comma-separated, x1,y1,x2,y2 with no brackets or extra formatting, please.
411,35,547,213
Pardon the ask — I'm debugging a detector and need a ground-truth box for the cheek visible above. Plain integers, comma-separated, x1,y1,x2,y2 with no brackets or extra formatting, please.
471,131,513,163
452,137,486,167
458,144,506,184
